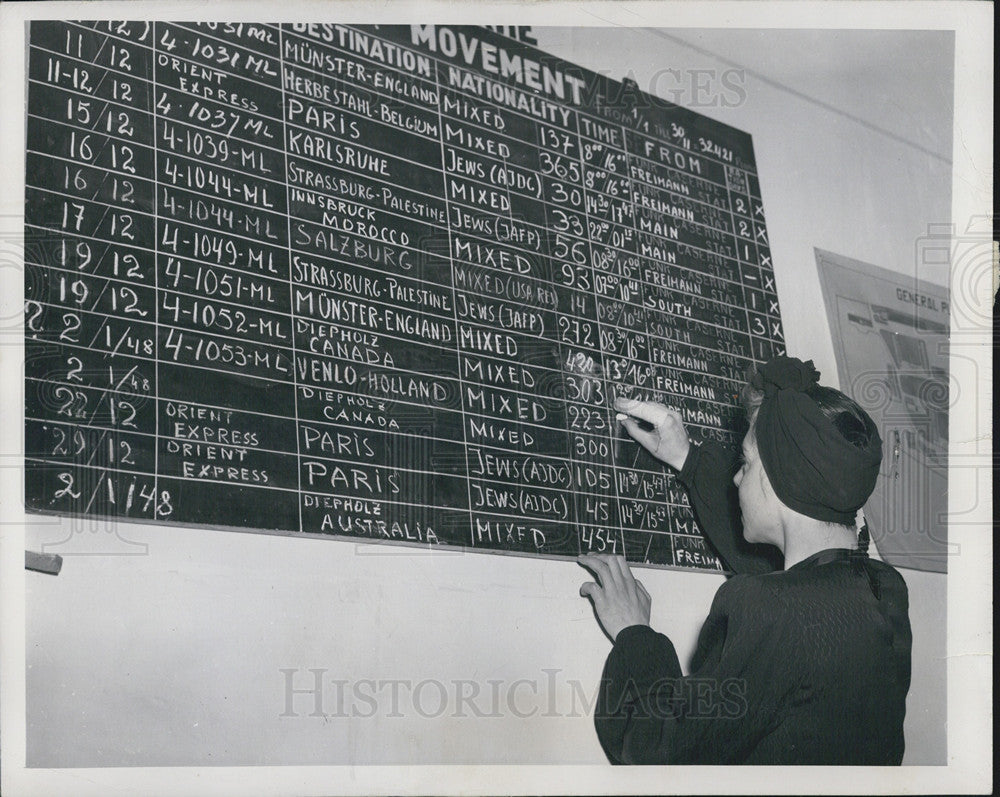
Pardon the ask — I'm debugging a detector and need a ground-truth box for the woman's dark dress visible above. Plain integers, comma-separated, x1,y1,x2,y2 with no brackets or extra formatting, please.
594,443,912,765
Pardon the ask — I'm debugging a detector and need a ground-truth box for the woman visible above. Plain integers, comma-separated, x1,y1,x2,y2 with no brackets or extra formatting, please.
578,356,912,764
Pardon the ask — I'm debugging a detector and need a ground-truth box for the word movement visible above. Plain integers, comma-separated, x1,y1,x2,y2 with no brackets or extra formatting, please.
24,23,784,570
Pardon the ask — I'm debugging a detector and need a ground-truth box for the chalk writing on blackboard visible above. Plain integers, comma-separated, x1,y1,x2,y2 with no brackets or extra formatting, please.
24,23,784,570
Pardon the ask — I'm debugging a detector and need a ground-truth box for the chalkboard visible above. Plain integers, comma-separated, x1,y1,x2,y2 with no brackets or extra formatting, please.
24,22,784,571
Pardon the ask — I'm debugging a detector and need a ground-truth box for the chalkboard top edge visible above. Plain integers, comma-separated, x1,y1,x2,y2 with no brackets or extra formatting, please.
29,20,758,155
351,23,759,150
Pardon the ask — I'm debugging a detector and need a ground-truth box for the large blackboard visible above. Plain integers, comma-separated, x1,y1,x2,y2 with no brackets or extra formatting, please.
24,22,784,570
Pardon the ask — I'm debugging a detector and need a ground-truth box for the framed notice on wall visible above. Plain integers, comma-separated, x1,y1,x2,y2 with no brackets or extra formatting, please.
816,248,950,572
23,22,784,571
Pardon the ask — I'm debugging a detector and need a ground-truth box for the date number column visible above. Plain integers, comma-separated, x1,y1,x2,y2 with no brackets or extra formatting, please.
24,22,167,522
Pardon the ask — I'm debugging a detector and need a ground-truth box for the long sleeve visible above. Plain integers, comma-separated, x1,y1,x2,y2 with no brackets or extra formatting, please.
595,577,788,764
595,555,913,765
593,624,682,764
677,442,782,575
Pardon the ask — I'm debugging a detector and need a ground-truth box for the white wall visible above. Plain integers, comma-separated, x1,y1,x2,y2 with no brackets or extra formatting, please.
24,26,951,766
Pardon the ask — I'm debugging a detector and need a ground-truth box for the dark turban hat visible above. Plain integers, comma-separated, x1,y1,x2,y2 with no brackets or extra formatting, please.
752,357,882,524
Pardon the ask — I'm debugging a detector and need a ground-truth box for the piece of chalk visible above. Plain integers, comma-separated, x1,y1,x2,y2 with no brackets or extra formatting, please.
615,412,628,422
26,550,62,576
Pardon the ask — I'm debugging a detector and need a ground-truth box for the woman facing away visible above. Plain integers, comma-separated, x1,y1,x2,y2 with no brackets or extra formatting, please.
578,356,912,765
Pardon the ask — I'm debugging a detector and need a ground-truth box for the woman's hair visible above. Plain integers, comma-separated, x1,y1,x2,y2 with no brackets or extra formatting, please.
740,368,879,450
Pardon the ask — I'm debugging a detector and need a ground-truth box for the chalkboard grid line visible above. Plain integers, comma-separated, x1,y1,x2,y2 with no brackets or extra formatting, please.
25,99,752,283
25,157,776,327
24,67,752,235
19,171,747,324
24,156,777,330
617,119,651,560
722,166,750,358
33,26,764,272
25,408,712,494
317,24,753,171
26,36,760,211
21,495,719,573
27,248,768,373
24,258,770,390
151,26,160,512
112,20,757,178
57,21,756,182
25,403,709,487
429,54,485,547
25,265,762,404
24,96,762,284
723,165,781,362
533,129,580,556
23,455,699,532
277,25,305,535
24,22,774,568
567,110,626,559
23,297,752,424
23,130,760,310
25,78,766,296
23,293,755,435
27,32,743,208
